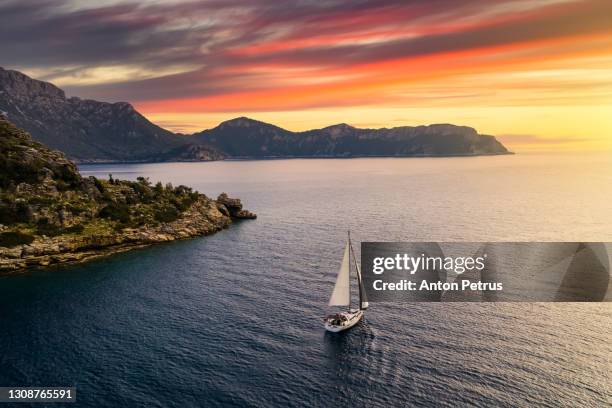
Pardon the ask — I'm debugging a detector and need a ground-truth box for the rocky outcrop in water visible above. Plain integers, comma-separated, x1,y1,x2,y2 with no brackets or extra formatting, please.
216,193,257,219
0,116,255,272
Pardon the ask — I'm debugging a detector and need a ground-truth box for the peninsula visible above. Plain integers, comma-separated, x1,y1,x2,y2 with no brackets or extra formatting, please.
0,116,255,272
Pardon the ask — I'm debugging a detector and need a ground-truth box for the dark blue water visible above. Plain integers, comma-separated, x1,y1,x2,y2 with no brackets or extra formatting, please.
1,155,611,407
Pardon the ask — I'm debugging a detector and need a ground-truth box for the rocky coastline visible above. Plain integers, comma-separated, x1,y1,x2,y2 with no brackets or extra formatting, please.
0,193,255,273
0,116,256,273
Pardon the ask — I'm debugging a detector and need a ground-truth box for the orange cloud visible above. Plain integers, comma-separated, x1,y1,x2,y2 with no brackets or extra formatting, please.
6,0,611,149
135,32,612,113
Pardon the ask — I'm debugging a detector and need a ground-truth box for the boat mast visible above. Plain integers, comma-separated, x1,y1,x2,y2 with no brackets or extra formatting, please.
347,230,352,312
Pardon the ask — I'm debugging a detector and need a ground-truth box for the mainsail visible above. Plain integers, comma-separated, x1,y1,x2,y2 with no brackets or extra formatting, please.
328,242,351,306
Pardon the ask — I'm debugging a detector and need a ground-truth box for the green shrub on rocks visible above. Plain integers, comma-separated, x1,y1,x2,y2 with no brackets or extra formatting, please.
0,203,14,224
99,202,131,224
153,203,180,223
36,218,60,236
0,231,35,247
35,219,85,237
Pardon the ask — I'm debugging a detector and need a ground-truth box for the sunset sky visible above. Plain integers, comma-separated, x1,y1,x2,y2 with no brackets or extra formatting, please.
2,0,611,151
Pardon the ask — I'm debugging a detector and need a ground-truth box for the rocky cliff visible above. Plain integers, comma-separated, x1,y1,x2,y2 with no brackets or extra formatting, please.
0,116,254,272
0,67,221,162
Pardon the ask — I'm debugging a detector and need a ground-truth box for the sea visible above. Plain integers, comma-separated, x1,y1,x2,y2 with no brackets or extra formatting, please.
1,153,611,407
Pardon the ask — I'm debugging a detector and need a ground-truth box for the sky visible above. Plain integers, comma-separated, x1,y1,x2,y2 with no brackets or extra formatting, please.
1,0,611,151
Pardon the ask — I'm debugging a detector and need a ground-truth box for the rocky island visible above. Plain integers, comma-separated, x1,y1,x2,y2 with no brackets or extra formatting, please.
0,116,255,272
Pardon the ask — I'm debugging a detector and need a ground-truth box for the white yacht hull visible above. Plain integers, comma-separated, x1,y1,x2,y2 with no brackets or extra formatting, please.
324,310,364,332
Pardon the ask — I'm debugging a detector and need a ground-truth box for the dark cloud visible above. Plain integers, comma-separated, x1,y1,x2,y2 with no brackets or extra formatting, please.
1,1,218,67
1,0,609,102
235,1,612,67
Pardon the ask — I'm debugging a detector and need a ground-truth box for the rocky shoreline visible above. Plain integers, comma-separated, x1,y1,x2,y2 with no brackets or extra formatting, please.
0,194,255,273
0,115,256,273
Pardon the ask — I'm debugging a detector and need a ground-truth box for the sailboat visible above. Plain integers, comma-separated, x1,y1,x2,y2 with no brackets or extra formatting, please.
324,231,369,332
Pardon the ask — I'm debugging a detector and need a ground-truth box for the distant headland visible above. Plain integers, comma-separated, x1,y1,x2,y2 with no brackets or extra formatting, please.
0,67,511,163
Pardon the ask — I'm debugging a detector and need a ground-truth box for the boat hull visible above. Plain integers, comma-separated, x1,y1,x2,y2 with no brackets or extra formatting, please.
324,310,363,332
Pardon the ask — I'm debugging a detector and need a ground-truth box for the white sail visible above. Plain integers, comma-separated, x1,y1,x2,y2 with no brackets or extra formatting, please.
328,242,351,306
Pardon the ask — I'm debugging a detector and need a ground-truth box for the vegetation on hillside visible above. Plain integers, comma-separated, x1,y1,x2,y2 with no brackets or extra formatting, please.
0,117,211,248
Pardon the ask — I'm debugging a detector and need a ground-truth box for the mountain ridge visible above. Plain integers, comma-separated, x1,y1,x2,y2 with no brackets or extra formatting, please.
0,67,221,162
194,117,510,158
0,67,511,161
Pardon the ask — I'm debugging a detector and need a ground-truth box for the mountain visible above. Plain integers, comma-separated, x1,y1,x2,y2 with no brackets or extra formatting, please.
0,115,254,271
0,67,221,162
193,117,510,157
193,117,294,157
1,67,510,161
